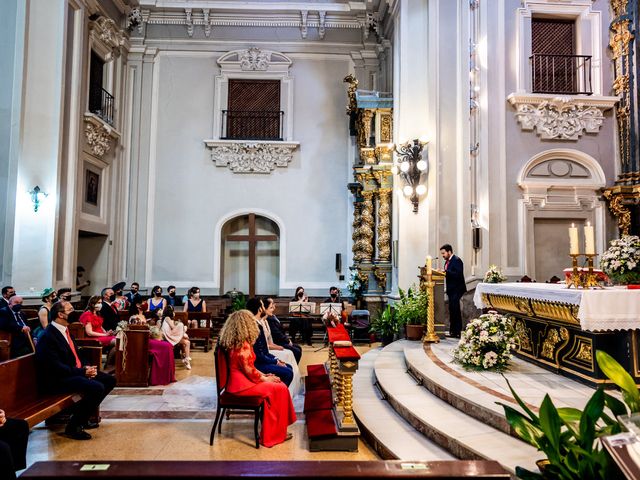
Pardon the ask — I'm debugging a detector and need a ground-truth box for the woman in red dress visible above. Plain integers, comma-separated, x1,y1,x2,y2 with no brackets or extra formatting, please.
79,296,116,347
218,310,296,447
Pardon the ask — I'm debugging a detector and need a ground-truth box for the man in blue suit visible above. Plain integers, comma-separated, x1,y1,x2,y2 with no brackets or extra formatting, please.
440,244,467,338
35,301,115,440
246,297,293,386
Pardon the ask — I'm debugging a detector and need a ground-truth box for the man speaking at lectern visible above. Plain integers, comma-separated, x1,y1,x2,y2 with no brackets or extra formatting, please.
440,244,466,339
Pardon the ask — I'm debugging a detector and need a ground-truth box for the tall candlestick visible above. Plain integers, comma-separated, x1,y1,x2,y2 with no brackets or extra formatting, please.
584,221,595,255
569,223,579,255
426,256,432,276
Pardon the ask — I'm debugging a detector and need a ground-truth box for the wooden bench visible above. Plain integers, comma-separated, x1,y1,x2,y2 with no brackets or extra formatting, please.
187,312,214,352
20,460,510,479
0,349,101,429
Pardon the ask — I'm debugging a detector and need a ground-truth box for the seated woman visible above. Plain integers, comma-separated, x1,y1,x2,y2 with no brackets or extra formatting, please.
183,286,206,328
160,306,191,370
263,297,302,364
218,310,296,447
147,327,176,386
79,296,116,348
128,299,148,325
289,286,312,346
147,286,166,317
34,288,57,342
111,282,129,312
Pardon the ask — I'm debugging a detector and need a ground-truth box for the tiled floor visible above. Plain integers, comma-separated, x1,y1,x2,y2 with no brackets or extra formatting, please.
23,342,379,470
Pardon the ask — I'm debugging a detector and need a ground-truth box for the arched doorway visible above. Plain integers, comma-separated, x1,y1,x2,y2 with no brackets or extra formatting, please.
221,213,280,297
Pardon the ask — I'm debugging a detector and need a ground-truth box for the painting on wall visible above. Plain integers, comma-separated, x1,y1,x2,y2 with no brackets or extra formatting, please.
85,170,99,206
82,162,102,218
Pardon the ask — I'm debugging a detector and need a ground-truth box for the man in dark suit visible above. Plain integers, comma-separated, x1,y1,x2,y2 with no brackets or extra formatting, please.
0,286,16,310
35,301,115,440
246,298,293,386
0,296,32,358
125,282,142,306
0,409,29,480
99,287,118,331
440,244,467,338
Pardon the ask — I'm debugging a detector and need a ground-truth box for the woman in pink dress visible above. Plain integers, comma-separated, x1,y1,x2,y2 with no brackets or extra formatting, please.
218,310,296,447
79,296,116,347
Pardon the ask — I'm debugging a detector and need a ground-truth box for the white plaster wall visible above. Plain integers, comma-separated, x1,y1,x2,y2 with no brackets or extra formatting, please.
147,54,351,295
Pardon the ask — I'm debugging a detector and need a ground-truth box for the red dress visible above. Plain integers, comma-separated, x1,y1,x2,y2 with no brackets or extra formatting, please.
78,311,115,347
227,342,296,447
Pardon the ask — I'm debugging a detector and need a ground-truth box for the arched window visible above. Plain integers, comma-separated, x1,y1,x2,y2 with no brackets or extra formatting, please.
221,213,280,297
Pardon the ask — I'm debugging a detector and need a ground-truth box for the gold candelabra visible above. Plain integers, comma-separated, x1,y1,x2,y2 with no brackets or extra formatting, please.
422,270,440,344
566,253,603,289
567,254,581,289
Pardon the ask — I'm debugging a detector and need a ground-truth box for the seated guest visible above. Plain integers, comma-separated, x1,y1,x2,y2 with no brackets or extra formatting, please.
57,288,72,302
164,285,180,308
218,310,296,447
289,286,312,346
246,298,293,387
263,298,301,364
125,282,141,305
128,298,148,325
160,305,191,370
34,288,57,341
0,296,32,358
323,286,343,305
79,296,116,347
35,302,116,440
111,282,129,312
147,326,177,385
0,409,29,480
0,286,16,310
147,285,166,315
183,286,205,328
99,288,119,331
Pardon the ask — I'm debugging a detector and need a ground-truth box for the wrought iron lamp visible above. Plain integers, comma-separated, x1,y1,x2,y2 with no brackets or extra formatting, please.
29,186,48,212
392,139,428,213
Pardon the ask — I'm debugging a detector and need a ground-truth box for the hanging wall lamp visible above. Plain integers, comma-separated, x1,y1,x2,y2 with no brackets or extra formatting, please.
391,138,428,213
29,186,48,212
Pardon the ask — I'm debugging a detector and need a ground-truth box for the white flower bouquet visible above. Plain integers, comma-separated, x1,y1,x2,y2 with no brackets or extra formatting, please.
600,235,640,285
346,269,363,297
452,312,517,371
483,264,507,283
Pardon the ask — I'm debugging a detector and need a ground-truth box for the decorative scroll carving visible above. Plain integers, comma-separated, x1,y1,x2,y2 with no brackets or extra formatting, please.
514,320,533,352
356,110,374,149
300,10,308,39
204,141,299,174
203,9,211,38
185,8,194,37
85,123,112,157
343,74,359,115
604,189,633,235
354,191,375,261
576,342,593,362
380,114,393,143
373,266,387,292
360,148,376,165
239,47,270,71
377,189,392,261
318,11,326,39
612,0,629,18
512,99,607,140
540,327,569,366
357,268,369,290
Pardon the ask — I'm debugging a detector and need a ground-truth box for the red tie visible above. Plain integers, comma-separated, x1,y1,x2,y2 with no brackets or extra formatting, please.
65,328,82,368
444,260,450,271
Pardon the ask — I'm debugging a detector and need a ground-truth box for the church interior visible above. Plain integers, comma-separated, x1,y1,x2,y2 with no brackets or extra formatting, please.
2,0,640,478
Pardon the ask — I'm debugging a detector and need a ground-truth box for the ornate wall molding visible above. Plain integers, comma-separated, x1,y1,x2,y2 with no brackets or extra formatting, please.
83,113,120,158
89,17,126,59
508,94,617,140
203,140,299,174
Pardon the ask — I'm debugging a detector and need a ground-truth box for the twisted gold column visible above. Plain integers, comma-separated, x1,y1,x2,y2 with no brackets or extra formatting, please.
340,373,355,425
376,189,392,261
355,191,375,262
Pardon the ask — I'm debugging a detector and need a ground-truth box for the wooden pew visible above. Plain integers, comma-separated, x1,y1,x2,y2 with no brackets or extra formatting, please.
20,460,510,479
115,325,150,387
187,312,214,352
0,337,10,362
0,350,102,429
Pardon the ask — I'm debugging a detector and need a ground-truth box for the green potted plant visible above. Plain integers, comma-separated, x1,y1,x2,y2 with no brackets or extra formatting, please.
395,286,428,341
370,305,399,345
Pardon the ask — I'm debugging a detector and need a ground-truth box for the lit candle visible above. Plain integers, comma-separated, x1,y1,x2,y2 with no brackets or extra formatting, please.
584,221,595,255
426,255,432,276
569,223,579,255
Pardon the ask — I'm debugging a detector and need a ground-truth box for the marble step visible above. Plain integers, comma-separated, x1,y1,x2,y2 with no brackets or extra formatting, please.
374,341,539,475
352,347,455,461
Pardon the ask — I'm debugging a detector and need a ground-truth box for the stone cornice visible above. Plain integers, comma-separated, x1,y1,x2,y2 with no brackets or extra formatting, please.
139,1,366,12
204,139,300,174
507,93,618,140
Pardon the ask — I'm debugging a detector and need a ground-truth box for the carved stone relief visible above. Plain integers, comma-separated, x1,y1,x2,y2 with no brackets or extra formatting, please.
205,141,299,173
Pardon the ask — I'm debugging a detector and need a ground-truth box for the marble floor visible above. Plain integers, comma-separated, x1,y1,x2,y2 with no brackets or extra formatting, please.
23,342,379,470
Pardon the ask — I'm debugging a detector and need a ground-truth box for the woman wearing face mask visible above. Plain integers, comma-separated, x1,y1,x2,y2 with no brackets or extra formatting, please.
147,286,166,315
111,282,129,312
161,305,191,369
289,286,312,346
183,286,206,329
34,288,57,342
128,298,148,325
79,296,116,347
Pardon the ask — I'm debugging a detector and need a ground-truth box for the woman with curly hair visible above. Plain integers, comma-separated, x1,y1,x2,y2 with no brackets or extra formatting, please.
218,310,296,447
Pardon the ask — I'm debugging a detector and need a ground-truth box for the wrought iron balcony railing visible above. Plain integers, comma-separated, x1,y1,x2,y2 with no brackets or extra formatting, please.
89,87,115,125
221,110,284,141
530,54,592,95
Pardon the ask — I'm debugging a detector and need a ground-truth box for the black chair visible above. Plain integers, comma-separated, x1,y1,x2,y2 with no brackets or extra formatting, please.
210,343,264,448
348,310,371,345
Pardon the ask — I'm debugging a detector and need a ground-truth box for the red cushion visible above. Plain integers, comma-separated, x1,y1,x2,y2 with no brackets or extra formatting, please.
306,409,337,438
306,364,327,377
305,374,331,391
219,391,263,407
304,388,333,412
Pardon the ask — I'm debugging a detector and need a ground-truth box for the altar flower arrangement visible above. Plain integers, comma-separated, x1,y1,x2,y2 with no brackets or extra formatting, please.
452,312,517,371
346,269,363,297
600,235,640,285
483,264,507,283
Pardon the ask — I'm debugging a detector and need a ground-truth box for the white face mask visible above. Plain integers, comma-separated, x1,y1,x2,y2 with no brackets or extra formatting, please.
95,302,103,310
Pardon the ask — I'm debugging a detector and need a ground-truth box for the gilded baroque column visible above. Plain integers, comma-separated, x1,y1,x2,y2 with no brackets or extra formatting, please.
355,191,375,262
377,188,392,261
351,201,364,262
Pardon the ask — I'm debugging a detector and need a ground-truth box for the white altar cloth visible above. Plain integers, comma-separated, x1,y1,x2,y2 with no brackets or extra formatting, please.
474,282,640,332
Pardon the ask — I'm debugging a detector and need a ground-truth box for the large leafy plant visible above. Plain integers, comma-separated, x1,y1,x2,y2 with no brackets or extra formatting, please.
395,286,428,326
498,350,632,479
230,292,247,312
369,305,400,339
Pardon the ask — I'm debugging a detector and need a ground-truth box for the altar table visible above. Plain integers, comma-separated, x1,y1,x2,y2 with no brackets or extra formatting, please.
474,283,640,387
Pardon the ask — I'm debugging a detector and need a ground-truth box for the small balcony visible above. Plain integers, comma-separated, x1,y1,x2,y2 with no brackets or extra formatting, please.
221,110,284,141
88,87,115,126
530,54,592,95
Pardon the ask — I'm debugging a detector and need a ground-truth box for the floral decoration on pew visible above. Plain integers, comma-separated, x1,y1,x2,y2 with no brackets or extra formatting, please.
600,234,640,286
483,264,507,283
452,311,516,371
